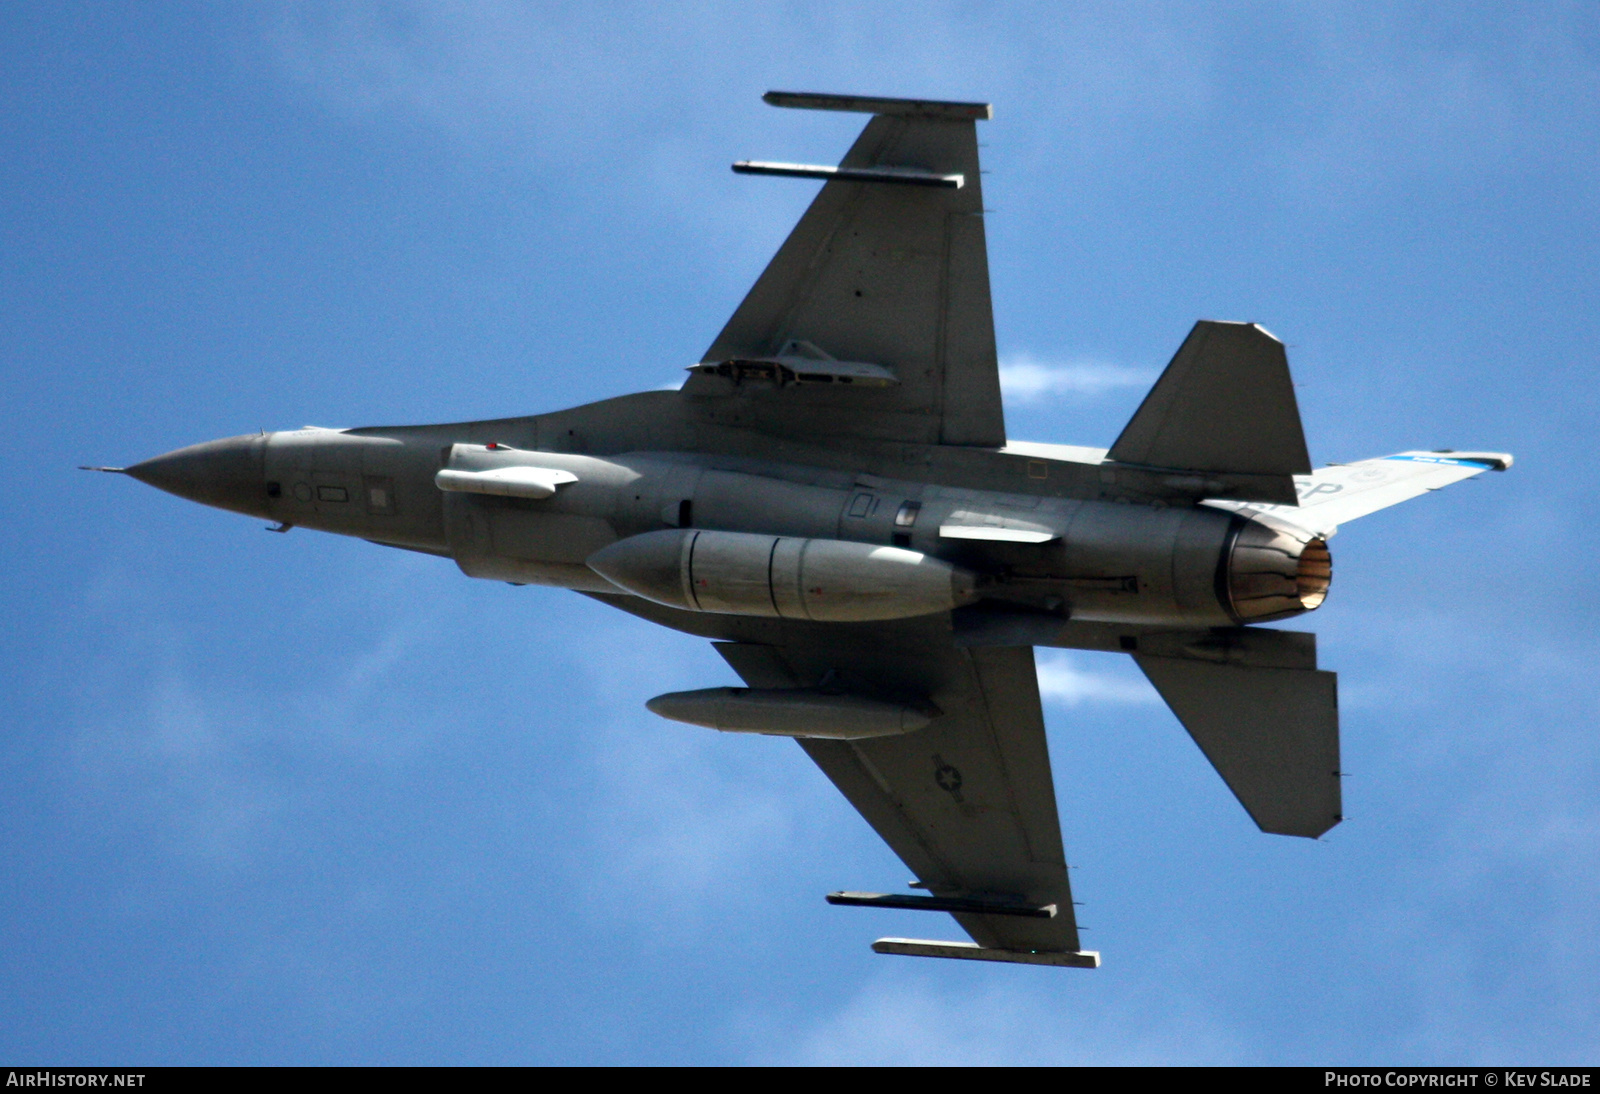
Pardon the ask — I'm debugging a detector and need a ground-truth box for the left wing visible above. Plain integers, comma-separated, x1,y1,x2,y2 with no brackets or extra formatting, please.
688,92,1005,449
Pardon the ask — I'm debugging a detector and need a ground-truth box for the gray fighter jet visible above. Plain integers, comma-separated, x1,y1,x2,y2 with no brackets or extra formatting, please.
89,92,1511,969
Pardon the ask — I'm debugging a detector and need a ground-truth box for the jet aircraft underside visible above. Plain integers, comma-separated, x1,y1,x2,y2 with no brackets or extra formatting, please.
95,91,1510,969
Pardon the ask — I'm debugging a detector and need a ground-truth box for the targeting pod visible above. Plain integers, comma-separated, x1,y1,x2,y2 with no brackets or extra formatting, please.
434,465,577,500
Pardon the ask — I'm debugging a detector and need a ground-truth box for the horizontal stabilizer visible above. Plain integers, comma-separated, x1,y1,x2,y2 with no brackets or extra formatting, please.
1205,451,1514,538
1134,655,1341,838
872,938,1099,968
1109,321,1312,486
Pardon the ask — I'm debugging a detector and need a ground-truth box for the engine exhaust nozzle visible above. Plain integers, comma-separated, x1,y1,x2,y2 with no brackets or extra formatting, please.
1226,516,1332,623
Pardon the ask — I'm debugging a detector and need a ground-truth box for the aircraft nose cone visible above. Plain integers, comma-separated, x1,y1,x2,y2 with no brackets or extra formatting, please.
126,434,270,517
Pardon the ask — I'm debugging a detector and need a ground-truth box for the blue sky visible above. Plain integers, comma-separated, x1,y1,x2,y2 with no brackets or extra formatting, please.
2,2,1597,1065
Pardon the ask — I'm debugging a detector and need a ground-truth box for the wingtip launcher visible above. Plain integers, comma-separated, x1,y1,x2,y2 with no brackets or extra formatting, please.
827,890,1057,918
732,161,964,189
872,938,1101,969
762,90,992,120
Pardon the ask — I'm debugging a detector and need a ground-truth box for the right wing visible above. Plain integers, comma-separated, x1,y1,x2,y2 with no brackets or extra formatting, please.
585,588,1094,965
710,620,1090,962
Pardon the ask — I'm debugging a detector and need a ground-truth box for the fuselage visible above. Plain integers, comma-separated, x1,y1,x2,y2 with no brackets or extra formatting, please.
124,391,1331,632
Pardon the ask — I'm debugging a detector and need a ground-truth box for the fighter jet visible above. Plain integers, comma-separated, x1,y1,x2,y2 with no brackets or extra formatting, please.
89,91,1511,969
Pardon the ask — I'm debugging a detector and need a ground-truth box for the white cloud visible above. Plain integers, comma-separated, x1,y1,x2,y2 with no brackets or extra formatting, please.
1264,12,1600,206
559,624,1162,934
565,618,832,932
258,3,1209,147
68,552,451,871
1035,650,1157,707
752,973,1239,1065
254,2,1223,280
999,355,1152,404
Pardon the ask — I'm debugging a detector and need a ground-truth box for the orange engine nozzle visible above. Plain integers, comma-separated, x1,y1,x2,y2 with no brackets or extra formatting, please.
1226,518,1332,623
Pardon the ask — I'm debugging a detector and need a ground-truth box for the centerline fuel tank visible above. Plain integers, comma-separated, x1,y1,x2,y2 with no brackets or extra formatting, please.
587,528,978,623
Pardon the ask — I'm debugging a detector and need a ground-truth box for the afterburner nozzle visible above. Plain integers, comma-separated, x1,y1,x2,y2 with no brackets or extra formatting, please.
1226,516,1332,622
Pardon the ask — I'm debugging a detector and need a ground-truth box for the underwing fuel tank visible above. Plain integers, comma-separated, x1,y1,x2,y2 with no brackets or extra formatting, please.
646,687,937,740
588,528,977,622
